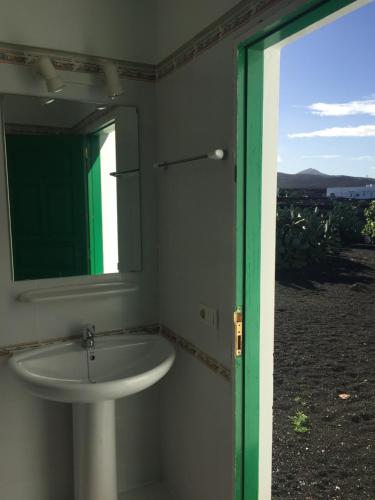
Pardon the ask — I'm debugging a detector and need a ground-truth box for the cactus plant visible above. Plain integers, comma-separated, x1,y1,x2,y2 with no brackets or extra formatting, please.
330,202,363,243
276,206,340,269
363,201,375,243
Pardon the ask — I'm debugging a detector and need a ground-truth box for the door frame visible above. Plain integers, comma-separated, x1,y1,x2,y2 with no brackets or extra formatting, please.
235,1,368,498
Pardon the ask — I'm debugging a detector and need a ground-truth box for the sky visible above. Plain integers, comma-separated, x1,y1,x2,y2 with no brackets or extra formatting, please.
278,0,375,177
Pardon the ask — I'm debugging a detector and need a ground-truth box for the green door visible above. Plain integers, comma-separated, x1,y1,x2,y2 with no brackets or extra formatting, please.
6,134,89,280
235,1,359,499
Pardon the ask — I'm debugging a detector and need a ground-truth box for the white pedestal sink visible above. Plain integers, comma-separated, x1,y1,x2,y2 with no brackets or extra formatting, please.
9,334,175,500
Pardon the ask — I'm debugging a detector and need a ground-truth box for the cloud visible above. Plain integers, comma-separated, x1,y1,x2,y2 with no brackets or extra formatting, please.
300,154,375,162
301,154,340,159
307,99,375,117
349,155,375,161
288,125,375,138
277,154,282,163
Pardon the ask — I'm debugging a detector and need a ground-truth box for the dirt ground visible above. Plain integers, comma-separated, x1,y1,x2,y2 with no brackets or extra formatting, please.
272,246,375,499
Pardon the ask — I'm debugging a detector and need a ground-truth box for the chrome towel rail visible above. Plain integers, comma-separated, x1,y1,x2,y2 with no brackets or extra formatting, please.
109,168,139,177
153,148,227,170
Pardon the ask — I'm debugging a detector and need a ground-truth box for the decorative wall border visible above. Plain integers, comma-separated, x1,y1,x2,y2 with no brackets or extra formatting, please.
5,123,75,135
1,323,232,382
0,43,156,82
0,0,277,83
160,325,231,381
156,0,277,79
0,324,159,356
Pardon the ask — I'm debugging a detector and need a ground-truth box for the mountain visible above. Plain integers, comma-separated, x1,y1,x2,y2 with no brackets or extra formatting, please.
297,168,329,176
278,170,375,189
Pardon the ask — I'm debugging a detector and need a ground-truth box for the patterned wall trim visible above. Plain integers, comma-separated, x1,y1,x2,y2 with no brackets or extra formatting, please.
156,0,277,79
5,123,74,135
160,325,231,381
0,324,159,357
0,323,231,382
0,0,280,83
0,43,156,82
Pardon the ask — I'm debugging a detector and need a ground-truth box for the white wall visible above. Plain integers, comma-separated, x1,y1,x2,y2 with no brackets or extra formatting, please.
156,33,236,369
156,31,237,500
0,356,73,500
160,348,233,500
0,67,160,498
155,0,240,61
0,0,157,63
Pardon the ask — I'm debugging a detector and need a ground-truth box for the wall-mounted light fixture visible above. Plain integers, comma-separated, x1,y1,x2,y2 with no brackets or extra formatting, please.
36,56,65,93
103,62,123,98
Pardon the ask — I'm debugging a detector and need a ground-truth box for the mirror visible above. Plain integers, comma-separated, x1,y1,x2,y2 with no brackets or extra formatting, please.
2,95,141,281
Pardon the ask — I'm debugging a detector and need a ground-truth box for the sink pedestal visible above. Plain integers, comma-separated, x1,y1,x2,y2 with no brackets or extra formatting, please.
73,401,118,500
10,334,175,500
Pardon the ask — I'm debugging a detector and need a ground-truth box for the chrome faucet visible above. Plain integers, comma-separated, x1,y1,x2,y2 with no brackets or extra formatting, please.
81,324,96,349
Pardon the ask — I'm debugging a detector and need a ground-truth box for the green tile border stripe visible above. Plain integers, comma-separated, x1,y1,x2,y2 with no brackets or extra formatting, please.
160,325,231,381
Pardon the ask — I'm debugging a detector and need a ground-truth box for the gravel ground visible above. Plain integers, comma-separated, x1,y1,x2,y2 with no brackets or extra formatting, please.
272,246,375,499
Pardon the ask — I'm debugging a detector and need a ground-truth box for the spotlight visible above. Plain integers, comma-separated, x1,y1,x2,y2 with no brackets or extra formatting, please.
103,62,123,98
37,56,65,93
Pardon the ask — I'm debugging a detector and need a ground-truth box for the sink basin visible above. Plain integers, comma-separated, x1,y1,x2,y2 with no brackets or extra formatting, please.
9,333,175,500
10,333,175,403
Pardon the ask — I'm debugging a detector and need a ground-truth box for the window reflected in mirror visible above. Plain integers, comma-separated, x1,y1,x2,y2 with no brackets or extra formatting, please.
86,124,118,275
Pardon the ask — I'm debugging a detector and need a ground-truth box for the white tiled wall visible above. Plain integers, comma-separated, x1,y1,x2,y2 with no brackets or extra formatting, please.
0,76,160,498
155,27,237,500
0,357,73,500
160,348,233,500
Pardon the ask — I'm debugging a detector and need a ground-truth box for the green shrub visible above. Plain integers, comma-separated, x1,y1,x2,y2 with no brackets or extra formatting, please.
289,411,309,433
276,206,340,269
363,201,375,243
330,202,363,243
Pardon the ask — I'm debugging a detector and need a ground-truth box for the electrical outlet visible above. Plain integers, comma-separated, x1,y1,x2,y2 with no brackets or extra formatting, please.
199,303,218,330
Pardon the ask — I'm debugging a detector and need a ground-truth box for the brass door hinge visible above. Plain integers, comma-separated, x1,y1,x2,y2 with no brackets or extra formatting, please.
234,309,243,357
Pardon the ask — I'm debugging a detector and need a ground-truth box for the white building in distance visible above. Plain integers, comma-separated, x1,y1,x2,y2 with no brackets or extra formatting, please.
327,184,375,200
